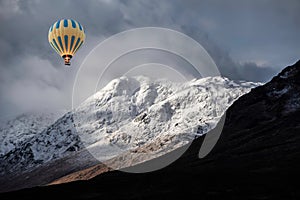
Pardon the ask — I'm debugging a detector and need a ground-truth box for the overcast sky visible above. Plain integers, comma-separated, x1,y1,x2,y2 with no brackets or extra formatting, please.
0,0,299,119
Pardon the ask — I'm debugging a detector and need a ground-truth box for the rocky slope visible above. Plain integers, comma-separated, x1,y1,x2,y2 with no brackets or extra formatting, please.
0,112,62,156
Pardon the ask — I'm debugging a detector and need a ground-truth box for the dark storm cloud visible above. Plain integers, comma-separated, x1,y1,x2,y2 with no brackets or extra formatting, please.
0,0,128,118
0,0,299,118
181,0,300,68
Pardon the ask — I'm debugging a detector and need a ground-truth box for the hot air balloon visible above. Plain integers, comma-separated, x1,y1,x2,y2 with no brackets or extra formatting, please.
48,19,85,66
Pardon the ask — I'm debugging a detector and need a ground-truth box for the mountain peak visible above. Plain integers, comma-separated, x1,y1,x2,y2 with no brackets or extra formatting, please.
261,60,300,115
276,59,300,81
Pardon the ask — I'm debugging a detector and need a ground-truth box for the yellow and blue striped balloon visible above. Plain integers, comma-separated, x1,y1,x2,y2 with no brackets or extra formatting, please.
48,19,85,66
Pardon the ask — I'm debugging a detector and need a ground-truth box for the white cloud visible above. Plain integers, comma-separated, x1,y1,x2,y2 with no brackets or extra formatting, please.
0,56,71,116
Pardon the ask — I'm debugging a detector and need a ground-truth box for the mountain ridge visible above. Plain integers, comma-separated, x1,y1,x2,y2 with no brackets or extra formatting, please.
0,75,259,192
1,60,299,199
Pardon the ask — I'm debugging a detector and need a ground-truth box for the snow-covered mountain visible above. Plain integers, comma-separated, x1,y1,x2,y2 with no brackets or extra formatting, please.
74,76,260,164
0,112,63,156
6,61,299,200
0,76,260,175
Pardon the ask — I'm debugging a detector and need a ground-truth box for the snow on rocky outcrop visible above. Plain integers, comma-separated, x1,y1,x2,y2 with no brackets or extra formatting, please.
0,112,63,156
0,76,260,174
74,76,260,162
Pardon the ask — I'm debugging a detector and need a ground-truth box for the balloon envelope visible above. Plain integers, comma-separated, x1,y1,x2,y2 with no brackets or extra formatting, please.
48,19,85,66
